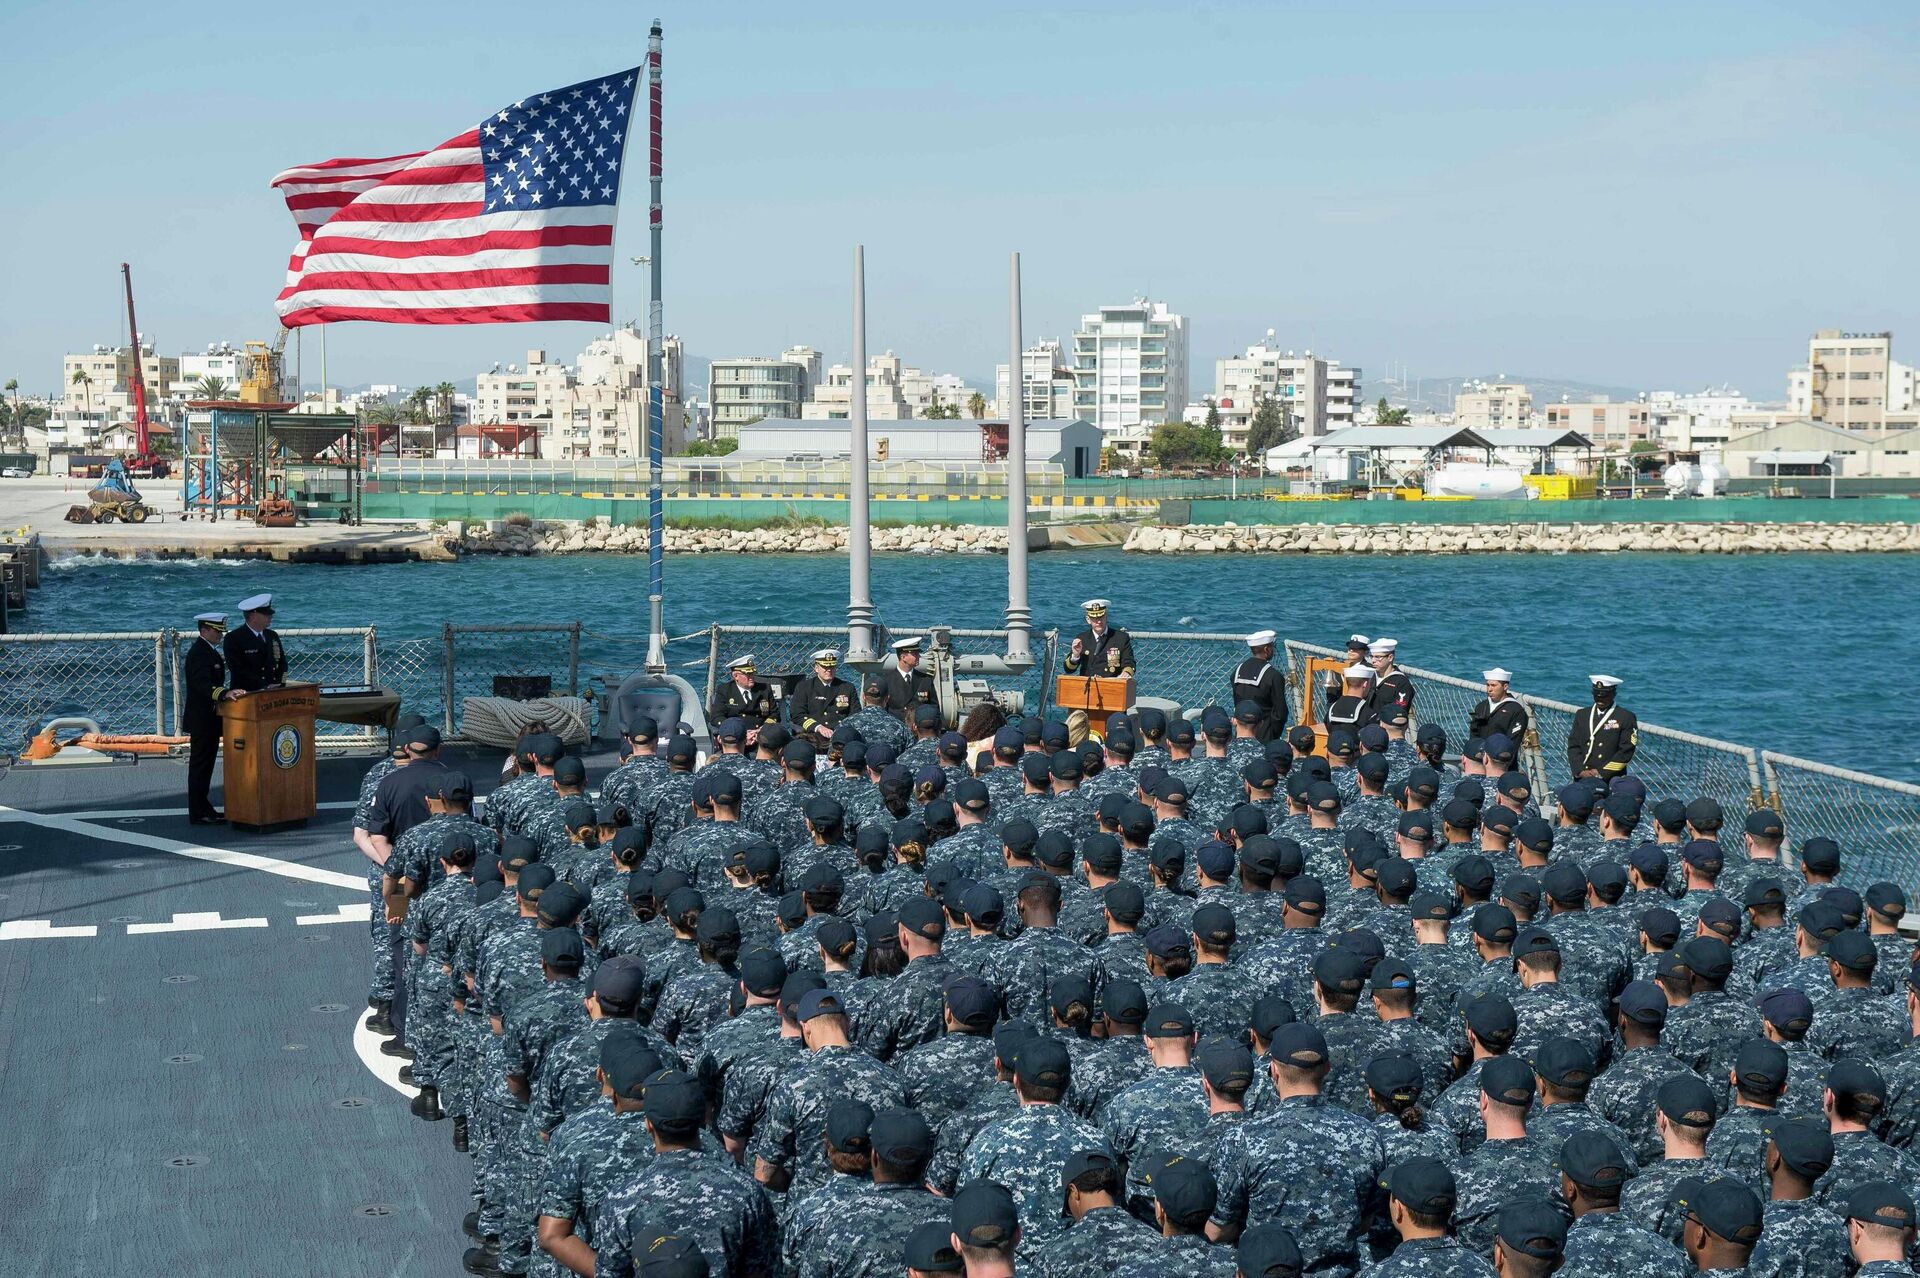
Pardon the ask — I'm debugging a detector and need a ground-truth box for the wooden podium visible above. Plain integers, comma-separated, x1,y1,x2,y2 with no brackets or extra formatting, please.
222,683,319,832
1055,675,1135,738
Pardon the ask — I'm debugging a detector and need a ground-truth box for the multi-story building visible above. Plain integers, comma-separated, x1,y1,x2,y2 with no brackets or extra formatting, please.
1210,340,1362,448
1542,397,1651,449
708,357,811,437
900,367,981,418
1787,330,1914,432
178,345,253,398
61,344,179,423
801,353,913,420
1646,386,1753,451
1453,381,1533,430
781,346,824,399
1070,300,1189,438
996,340,1076,423
471,326,687,458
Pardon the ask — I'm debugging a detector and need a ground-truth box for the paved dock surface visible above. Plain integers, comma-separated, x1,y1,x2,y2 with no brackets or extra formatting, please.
0,749,504,1276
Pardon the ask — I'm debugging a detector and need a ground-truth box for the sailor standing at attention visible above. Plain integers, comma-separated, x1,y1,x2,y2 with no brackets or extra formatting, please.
1322,633,1372,717
883,636,937,721
182,611,234,825
1063,598,1136,679
1232,629,1288,743
1469,668,1529,744
1326,663,1380,735
1567,674,1638,779
223,593,287,692
1367,637,1415,718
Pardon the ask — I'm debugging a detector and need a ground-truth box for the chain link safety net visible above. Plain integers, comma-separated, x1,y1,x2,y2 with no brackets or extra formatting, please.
442,624,581,736
0,633,167,745
376,636,449,728
1119,632,1254,716
1765,753,1920,887
708,625,1057,723
177,628,378,743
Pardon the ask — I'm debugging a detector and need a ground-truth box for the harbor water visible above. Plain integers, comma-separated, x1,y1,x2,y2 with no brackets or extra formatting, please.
31,548,1920,780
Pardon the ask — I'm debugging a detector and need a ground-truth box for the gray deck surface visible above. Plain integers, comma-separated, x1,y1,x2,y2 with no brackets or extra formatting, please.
0,746,540,1277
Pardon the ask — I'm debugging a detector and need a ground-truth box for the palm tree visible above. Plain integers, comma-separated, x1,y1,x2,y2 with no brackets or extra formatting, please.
434,381,457,426
967,390,986,420
191,375,234,400
71,367,93,420
363,402,402,426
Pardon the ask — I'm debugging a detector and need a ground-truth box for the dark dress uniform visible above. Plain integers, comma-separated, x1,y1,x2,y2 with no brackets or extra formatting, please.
1325,694,1379,736
1469,695,1529,744
1062,626,1136,678
711,677,779,729
883,666,937,721
1368,668,1415,718
223,625,287,692
1568,701,1638,777
182,637,227,821
787,673,859,737
1230,656,1288,742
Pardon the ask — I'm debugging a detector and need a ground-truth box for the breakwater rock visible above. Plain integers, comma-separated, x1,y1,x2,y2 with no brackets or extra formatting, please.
1123,521,1920,555
459,520,1009,556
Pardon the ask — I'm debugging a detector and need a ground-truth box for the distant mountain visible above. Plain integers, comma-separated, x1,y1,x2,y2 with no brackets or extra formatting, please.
1378,375,1646,416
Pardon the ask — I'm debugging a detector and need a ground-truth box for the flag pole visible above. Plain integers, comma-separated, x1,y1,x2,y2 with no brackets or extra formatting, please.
643,18,668,676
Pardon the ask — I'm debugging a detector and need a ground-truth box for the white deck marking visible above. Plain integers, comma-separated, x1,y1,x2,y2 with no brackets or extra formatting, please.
297,902,373,926
127,911,269,934
0,804,367,891
0,919,99,940
58,801,359,820
351,1006,417,1097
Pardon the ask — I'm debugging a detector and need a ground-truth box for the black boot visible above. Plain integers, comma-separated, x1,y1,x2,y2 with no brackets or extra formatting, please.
461,1245,502,1276
366,999,395,1036
452,1115,470,1153
462,1209,484,1240
411,1086,443,1121
398,1065,415,1086
379,1036,415,1060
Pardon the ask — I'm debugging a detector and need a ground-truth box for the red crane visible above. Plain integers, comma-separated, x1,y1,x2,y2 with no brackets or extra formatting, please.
120,262,165,475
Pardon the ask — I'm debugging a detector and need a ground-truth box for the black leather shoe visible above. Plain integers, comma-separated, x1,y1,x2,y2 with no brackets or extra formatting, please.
379,1037,414,1060
411,1087,443,1121
461,1246,502,1276
462,1209,483,1240
452,1115,470,1153
397,1065,415,1086
366,999,395,1035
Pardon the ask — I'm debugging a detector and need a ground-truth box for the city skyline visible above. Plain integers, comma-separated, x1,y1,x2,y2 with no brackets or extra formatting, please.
4,1,1917,399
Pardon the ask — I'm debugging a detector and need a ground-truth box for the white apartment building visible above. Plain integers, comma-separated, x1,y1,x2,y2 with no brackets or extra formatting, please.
179,346,252,396
1787,330,1915,431
1211,339,1361,448
996,340,1076,422
471,325,687,458
1070,300,1189,435
61,344,179,422
709,357,811,437
1453,381,1533,430
781,346,824,399
800,352,977,420
1646,386,1753,451
901,369,981,418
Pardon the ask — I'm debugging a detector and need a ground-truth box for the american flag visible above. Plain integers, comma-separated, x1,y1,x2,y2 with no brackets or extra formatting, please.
272,68,640,328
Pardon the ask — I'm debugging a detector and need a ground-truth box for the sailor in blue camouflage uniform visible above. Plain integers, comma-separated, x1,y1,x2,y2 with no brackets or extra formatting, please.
1811,930,1911,1062
1507,927,1612,1067
1097,1003,1208,1218
1555,1130,1692,1278
598,716,669,822
1062,981,1153,1121
594,1067,779,1278
981,873,1098,1024
482,733,550,837
1703,1038,1794,1193
1450,1056,1566,1256
788,1106,946,1278
389,771,498,890
525,958,675,1144
841,676,913,753
1107,1155,1237,1278
856,897,958,1061
1663,935,1764,1080
652,907,743,1054
751,987,903,1198
1368,1157,1497,1277
640,735,699,836
659,771,771,891
403,830,479,1121
1743,1118,1850,1278
897,704,944,778
528,1026,660,1278
1586,980,1705,1165
1033,1148,1158,1278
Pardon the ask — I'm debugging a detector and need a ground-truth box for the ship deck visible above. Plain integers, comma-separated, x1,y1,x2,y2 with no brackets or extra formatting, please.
0,746,555,1277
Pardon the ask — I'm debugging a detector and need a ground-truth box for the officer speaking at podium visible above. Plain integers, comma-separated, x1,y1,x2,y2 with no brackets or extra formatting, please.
1063,598,1135,679
223,593,288,693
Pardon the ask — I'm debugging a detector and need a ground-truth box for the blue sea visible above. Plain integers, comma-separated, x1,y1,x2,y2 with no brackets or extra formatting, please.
30,549,1920,779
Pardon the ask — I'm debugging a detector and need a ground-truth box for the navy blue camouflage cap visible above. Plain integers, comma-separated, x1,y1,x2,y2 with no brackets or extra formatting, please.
1844,1182,1917,1230
694,905,741,948
1733,1038,1789,1094
715,716,747,743
1191,903,1237,946
1148,1155,1217,1228
1481,1055,1535,1106
1616,979,1668,1027
1639,906,1681,947
1080,831,1123,874
1542,861,1588,906
1014,1036,1071,1089
951,1181,1021,1250
961,883,1004,927
1270,1022,1328,1068
1533,1036,1595,1090
1698,896,1741,938
1034,830,1075,869
663,734,697,764
898,896,946,940
1325,729,1358,759
640,1067,706,1127
1405,765,1441,800
1375,857,1417,899
776,890,808,929
1018,753,1051,786
1651,798,1688,832
1197,1039,1255,1090
1049,976,1095,1023
943,974,998,1029
516,862,558,901
1397,810,1436,842
1370,957,1417,994
1472,904,1518,944
1243,759,1279,790
758,723,791,751
952,777,990,812
1677,935,1733,981
632,1230,707,1278
1197,840,1237,881
1684,797,1725,831
999,817,1039,855
1355,752,1389,784
1267,836,1305,878
841,739,868,770
1494,1201,1566,1260
1282,874,1326,914
1441,797,1479,829
1452,854,1496,895
1166,717,1196,746
1680,837,1723,871
1867,882,1907,919
1556,781,1596,820
501,835,541,871
1143,923,1191,960
869,1108,933,1166
1823,885,1865,927
1801,836,1842,873
1587,860,1628,902
902,1220,963,1272
552,755,587,786
1364,1053,1422,1103
738,948,787,997
1042,718,1072,750
936,731,968,762
1312,948,1366,996
1828,1058,1888,1116
824,1098,875,1153
538,925,585,971
778,970,827,1012
1796,898,1847,939
1409,890,1454,921
1740,877,1787,910
1095,792,1131,825
1155,774,1191,806
1464,992,1518,1045
992,724,1025,753
1626,842,1668,881
1479,806,1518,837
1501,876,1542,914
1825,928,1877,972
1148,837,1187,875
1602,794,1641,827
794,987,847,1022
1495,768,1530,800
815,916,858,961
1237,1222,1304,1278
1557,1131,1632,1190
866,742,899,769
911,702,942,729
1515,817,1555,854
1768,1116,1834,1178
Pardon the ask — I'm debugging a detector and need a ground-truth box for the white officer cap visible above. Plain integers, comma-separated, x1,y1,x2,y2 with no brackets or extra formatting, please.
1081,598,1110,614
194,611,227,629
1369,638,1398,655
727,654,755,671
1589,674,1623,688
1343,663,1374,681
238,592,274,613
1347,634,1370,647
1483,668,1513,683
890,636,924,652
1245,629,1277,648
810,648,840,665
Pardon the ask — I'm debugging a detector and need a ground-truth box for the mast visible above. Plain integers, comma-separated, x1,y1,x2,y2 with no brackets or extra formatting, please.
1004,251,1032,666
845,246,875,662
643,19,668,675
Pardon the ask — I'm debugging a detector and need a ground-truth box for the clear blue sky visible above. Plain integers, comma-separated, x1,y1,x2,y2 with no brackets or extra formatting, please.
4,0,1916,399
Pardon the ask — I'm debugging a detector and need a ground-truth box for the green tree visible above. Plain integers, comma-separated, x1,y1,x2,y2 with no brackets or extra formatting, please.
685,436,740,456
1204,402,1221,428
71,367,93,419
1375,396,1410,427
1244,396,1294,457
435,381,457,426
363,402,402,427
967,390,986,420
190,375,234,400
1148,421,1231,469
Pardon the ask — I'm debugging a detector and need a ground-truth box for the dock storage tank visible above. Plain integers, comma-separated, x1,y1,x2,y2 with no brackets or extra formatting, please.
1425,465,1531,500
